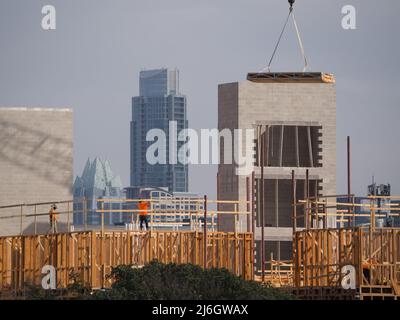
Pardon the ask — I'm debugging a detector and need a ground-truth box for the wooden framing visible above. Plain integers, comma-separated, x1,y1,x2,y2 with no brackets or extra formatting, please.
255,258,293,287
0,230,253,291
293,227,400,299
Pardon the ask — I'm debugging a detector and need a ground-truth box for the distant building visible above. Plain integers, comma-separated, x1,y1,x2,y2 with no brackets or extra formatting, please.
130,68,188,193
337,197,371,227
73,158,124,226
125,186,206,230
337,182,396,227
368,182,391,227
389,200,400,227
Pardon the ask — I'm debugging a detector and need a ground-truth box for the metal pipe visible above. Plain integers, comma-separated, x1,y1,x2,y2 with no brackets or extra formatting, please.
315,179,319,228
101,202,104,236
83,197,88,231
246,177,250,232
251,170,256,280
306,169,309,229
292,170,297,233
251,171,255,234
67,202,70,232
291,169,297,283
261,126,266,282
216,172,220,232
203,195,208,269
347,136,352,227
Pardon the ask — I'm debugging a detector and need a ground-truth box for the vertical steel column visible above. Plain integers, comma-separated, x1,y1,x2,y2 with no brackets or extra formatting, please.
305,169,309,229
150,200,154,231
101,202,104,236
216,172,220,232
83,196,88,231
203,195,207,269
251,171,255,234
261,126,266,282
67,201,70,232
291,169,297,284
251,170,256,280
246,177,250,232
291,170,297,234
315,180,319,228
347,136,352,227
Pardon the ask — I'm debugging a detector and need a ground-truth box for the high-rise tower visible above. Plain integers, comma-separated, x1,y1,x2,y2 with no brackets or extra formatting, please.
130,68,188,192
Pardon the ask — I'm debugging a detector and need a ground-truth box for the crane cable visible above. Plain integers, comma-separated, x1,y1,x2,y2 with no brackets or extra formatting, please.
262,3,308,72
292,10,308,72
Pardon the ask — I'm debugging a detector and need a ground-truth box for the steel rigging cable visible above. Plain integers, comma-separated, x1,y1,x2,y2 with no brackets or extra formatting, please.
263,0,308,72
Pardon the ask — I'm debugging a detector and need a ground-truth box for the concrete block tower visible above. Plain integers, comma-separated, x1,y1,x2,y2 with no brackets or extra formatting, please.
218,72,336,263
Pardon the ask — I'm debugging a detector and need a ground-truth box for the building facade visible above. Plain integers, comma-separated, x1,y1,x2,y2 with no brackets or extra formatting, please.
218,72,336,264
130,68,188,193
0,107,73,236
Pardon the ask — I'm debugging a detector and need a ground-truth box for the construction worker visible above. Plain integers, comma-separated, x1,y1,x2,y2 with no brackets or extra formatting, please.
138,200,149,231
48,204,58,234
362,258,377,284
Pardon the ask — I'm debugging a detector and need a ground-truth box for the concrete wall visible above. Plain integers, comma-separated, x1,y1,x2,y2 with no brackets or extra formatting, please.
217,83,239,232
0,108,73,236
218,79,336,260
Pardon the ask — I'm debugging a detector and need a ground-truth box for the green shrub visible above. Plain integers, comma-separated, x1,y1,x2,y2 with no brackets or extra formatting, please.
20,261,295,300
91,261,295,300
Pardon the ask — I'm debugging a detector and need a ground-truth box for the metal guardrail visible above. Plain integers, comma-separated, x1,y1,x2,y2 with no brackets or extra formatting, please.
0,197,252,237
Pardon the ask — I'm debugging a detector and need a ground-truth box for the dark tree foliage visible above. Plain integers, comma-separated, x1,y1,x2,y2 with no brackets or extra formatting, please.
21,261,295,300
90,261,295,300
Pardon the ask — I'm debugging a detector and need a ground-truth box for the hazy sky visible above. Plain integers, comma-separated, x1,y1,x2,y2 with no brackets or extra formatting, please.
0,0,399,198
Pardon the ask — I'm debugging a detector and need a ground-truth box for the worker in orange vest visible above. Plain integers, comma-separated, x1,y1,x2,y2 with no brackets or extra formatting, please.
138,200,149,231
48,204,58,234
362,258,377,284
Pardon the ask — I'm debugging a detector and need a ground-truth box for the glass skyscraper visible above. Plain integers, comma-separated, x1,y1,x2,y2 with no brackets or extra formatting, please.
130,68,188,192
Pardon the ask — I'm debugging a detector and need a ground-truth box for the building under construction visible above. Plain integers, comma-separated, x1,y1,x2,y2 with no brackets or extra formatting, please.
218,72,336,267
0,193,399,300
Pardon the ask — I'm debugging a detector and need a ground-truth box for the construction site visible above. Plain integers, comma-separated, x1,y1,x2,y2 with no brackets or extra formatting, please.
0,187,399,300
0,1,399,301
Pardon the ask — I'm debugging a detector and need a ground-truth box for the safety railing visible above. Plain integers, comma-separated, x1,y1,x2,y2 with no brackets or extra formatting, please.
0,197,252,237
294,195,400,231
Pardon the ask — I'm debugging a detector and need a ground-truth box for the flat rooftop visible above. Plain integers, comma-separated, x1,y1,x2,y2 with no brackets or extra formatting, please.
0,107,72,112
247,72,335,84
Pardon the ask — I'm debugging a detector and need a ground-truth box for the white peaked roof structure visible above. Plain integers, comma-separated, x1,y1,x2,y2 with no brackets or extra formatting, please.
73,158,123,198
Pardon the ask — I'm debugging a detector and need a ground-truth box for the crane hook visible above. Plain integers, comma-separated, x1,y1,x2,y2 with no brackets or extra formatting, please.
289,0,295,10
